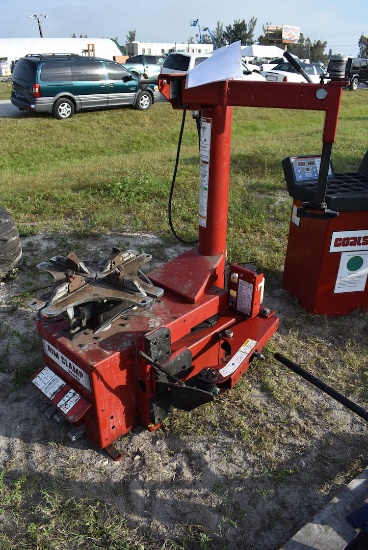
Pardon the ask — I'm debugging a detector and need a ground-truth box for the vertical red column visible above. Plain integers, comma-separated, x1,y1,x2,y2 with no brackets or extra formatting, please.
198,104,233,261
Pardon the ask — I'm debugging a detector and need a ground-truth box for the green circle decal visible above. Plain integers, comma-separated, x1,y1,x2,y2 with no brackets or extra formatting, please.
347,256,364,272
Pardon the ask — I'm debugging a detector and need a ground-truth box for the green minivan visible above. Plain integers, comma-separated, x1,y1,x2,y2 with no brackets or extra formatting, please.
11,53,160,119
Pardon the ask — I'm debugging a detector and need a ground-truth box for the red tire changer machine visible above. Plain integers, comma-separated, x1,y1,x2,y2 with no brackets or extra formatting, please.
30,75,345,459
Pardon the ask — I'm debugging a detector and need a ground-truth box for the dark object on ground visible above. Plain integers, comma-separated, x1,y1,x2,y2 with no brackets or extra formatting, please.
0,205,22,276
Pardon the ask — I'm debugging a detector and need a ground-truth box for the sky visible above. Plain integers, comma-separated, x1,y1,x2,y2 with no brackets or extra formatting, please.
1,0,366,57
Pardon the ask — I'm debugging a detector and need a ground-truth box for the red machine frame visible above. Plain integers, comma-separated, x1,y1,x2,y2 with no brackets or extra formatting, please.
31,77,345,459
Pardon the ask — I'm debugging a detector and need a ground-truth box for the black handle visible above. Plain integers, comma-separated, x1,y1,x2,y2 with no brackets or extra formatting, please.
283,51,313,84
274,353,368,422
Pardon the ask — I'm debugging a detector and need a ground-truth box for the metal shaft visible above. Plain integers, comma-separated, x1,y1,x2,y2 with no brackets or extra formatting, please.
315,141,332,205
198,103,232,259
274,353,368,422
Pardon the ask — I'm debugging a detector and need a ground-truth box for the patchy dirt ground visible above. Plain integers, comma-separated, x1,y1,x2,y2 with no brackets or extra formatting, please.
1,231,368,549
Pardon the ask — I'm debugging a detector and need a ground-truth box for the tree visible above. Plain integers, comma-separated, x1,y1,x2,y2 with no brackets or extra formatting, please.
257,22,272,45
309,39,328,62
359,35,368,57
288,34,312,59
201,34,213,44
288,34,328,63
126,30,136,43
223,17,257,45
211,21,227,48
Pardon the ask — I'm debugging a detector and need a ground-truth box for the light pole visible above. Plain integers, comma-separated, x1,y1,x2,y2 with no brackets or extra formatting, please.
28,14,48,38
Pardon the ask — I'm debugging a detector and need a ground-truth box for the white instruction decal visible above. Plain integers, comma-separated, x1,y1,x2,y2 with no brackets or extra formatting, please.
219,339,257,377
200,117,211,162
334,251,368,294
57,389,82,414
199,118,211,228
32,366,65,398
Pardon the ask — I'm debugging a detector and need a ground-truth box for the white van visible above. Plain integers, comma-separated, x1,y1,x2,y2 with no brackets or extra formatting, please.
161,52,266,81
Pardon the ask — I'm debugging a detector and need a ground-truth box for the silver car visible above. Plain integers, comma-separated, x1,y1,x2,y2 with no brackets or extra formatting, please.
262,62,326,83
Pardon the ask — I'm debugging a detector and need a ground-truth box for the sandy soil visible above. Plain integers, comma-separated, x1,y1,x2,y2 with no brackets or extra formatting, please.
1,231,367,549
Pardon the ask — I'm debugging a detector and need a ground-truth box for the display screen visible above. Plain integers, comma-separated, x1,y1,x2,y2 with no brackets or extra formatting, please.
290,156,334,182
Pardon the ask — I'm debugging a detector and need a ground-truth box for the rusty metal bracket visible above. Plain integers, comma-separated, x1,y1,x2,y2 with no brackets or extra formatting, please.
29,248,164,335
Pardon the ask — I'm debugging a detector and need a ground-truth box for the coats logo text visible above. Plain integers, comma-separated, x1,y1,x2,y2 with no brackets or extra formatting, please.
330,231,368,252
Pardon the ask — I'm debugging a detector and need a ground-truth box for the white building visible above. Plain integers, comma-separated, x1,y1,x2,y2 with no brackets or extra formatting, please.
0,38,123,64
125,41,213,57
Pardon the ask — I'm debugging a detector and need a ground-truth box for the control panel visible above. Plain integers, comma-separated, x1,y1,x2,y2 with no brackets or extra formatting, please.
282,155,336,206
287,156,334,182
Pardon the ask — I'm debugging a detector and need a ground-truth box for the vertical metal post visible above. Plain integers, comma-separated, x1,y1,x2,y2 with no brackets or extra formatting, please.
198,104,233,261
315,141,333,205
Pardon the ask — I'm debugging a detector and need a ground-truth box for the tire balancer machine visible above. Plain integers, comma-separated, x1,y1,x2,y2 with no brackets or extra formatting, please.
30,74,345,459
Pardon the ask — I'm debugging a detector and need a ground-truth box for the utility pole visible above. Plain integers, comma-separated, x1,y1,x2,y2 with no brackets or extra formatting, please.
29,14,48,38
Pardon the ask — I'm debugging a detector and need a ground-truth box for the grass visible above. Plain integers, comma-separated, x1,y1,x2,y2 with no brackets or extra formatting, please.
1,84,367,270
0,79,12,100
0,471,176,549
1,83,368,548
0,470,214,549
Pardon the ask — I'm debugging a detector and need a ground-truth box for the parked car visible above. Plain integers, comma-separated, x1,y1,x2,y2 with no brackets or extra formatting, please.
257,54,299,72
161,52,266,81
262,62,326,83
161,52,212,74
124,54,164,80
11,54,160,119
327,57,368,90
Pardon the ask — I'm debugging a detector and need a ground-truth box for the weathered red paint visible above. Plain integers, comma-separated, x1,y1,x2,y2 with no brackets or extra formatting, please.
31,75,345,458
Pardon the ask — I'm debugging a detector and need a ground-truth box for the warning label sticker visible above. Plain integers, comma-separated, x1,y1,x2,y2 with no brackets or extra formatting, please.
334,251,368,293
219,339,257,377
199,117,211,228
